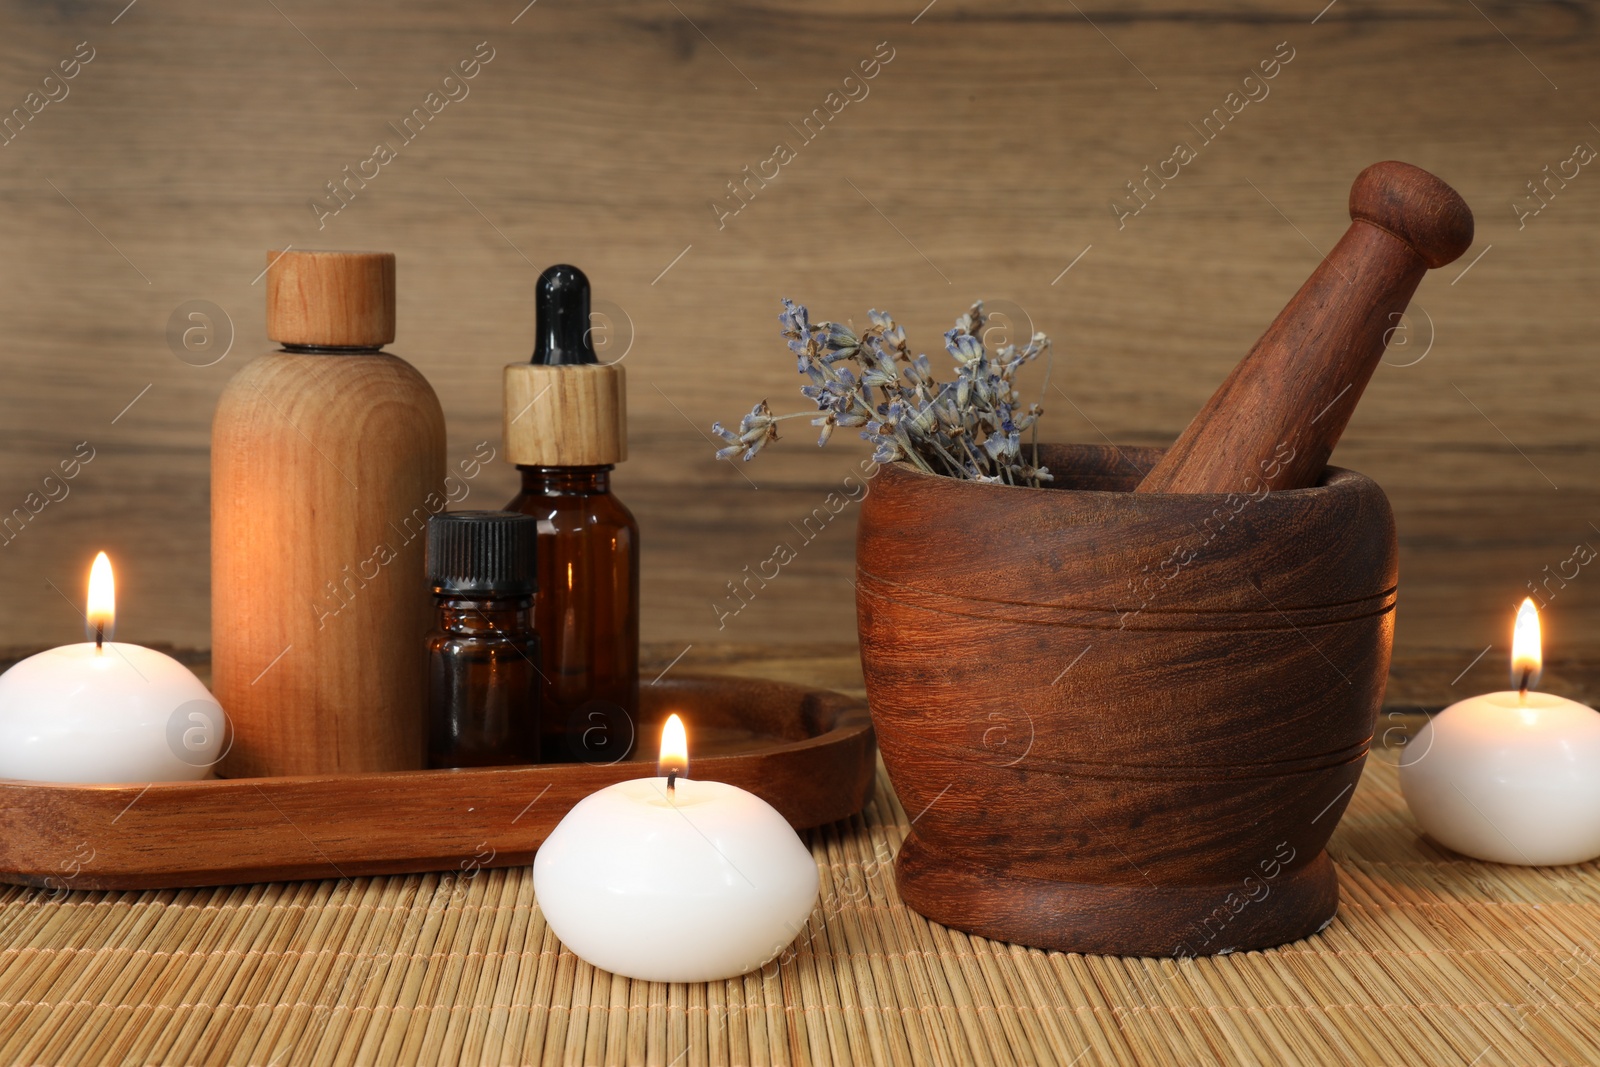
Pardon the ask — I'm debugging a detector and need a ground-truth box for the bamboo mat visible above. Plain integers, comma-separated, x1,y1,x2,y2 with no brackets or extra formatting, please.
1,749,1597,1067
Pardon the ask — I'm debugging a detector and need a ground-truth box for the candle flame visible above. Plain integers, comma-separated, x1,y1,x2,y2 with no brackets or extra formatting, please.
658,713,689,781
86,551,115,644
1511,596,1542,693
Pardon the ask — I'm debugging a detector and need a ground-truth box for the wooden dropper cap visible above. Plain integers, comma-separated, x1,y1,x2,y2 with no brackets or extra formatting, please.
503,265,628,466
266,250,396,347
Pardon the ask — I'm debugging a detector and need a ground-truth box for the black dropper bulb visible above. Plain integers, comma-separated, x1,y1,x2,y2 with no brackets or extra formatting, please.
532,264,597,366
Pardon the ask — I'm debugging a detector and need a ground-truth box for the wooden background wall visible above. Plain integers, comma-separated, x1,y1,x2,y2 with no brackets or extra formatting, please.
1,0,1596,687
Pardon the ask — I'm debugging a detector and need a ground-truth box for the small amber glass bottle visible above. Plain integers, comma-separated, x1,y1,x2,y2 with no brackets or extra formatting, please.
506,464,638,762
502,265,639,763
425,511,542,768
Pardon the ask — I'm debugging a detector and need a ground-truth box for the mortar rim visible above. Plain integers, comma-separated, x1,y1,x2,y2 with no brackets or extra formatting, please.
873,441,1380,503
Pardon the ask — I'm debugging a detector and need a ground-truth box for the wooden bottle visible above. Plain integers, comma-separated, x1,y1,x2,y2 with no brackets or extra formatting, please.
213,251,446,777
1135,161,1474,494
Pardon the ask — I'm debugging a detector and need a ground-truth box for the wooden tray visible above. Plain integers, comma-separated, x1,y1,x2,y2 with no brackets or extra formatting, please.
0,675,874,890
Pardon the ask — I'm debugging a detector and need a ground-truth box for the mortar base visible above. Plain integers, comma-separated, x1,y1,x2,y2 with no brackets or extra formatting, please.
894,833,1340,957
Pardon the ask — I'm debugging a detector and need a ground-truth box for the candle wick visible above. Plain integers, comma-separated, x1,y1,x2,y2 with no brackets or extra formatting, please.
1518,667,1532,700
94,621,104,652
667,771,677,803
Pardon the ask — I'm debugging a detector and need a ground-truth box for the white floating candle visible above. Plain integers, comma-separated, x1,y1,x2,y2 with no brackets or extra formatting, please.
533,714,819,983
0,553,226,784
1401,598,1600,866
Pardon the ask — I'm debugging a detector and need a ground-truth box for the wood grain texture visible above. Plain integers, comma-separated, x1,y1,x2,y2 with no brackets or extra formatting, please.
0,0,1595,670
0,674,875,890
264,249,396,347
856,443,1397,955
502,362,628,466
211,349,446,776
1136,161,1474,493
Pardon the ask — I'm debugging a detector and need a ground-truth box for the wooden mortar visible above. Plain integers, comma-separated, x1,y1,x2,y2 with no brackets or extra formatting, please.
856,445,1396,956
854,162,1470,955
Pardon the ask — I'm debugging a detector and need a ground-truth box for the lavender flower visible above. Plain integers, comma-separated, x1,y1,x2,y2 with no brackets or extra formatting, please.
711,400,781,462
713,299,1055,487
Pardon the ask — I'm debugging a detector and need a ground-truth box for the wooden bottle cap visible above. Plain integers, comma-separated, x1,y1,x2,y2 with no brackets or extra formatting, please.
503,362,628,466
265,250,396,347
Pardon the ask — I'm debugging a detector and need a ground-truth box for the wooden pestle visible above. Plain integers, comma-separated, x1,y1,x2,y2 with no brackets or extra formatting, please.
1135,161,1474,494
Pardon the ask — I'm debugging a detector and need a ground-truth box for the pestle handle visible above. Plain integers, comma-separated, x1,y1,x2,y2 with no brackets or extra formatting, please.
1134,161,1474,494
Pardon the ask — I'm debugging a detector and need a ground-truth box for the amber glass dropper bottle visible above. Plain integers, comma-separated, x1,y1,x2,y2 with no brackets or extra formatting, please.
503,265,639,763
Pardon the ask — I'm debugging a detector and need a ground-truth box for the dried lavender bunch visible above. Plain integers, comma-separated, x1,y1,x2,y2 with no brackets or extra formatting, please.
713,300,1053,486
